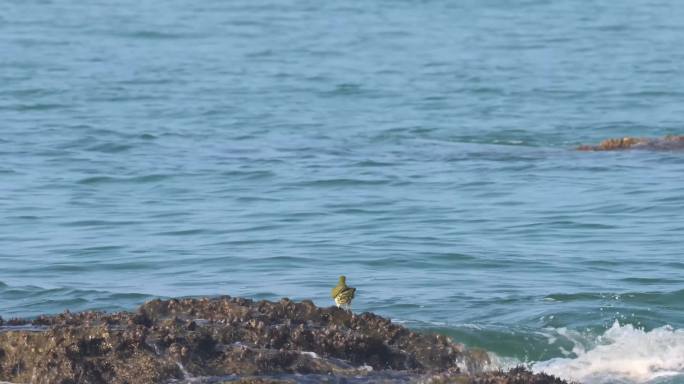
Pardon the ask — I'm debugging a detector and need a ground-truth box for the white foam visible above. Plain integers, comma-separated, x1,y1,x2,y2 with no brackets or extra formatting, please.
300,351,320,359
532,321,684,383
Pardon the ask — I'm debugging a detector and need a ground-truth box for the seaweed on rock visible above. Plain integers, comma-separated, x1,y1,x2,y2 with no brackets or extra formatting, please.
0,297,569,384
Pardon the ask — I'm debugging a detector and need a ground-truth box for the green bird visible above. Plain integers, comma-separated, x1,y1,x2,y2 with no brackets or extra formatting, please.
331,275,356,310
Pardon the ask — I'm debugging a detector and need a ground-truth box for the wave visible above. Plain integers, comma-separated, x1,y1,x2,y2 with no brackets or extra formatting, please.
531,321,684,383
0,282,155,318
77,174,171,185
545,289,684,307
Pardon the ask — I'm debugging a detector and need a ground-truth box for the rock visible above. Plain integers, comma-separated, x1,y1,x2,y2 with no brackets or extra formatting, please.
577,135,684,151
0,297,570,384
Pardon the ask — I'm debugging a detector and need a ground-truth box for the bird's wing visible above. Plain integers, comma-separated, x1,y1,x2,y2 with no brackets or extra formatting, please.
342,287,355,299
331,284,345,298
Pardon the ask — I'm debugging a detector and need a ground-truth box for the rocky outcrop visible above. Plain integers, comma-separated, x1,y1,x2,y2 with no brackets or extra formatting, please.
577,135,684,151
0,297,569,383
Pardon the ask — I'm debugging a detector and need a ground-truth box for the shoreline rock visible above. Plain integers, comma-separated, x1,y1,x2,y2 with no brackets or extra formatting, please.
0,296,569,383
577,135,684,151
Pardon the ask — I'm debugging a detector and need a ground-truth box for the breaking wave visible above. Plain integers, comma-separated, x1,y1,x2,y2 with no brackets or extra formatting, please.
532,321,684,383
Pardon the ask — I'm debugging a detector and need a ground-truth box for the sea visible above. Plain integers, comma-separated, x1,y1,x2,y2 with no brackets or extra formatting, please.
1,1,684,383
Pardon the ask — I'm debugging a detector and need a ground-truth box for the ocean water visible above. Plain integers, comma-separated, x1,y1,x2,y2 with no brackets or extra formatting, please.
1,0,684,382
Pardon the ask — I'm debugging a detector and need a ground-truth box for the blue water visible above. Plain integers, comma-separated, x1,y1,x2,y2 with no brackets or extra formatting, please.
2,1,684,382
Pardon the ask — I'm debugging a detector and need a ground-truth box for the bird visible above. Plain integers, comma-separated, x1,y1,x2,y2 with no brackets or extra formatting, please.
331,275,356,310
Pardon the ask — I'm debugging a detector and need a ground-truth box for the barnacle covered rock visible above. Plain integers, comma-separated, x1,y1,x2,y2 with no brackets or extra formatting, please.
0,297,569,383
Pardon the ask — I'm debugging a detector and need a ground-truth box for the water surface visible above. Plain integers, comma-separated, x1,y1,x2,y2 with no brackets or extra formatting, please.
2,1,684,382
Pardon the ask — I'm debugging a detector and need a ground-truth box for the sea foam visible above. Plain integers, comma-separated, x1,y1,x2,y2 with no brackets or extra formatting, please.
532,321,684,383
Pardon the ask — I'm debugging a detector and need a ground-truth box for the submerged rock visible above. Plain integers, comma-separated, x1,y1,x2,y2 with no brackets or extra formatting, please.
577,135,684,151
0,297,569,383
